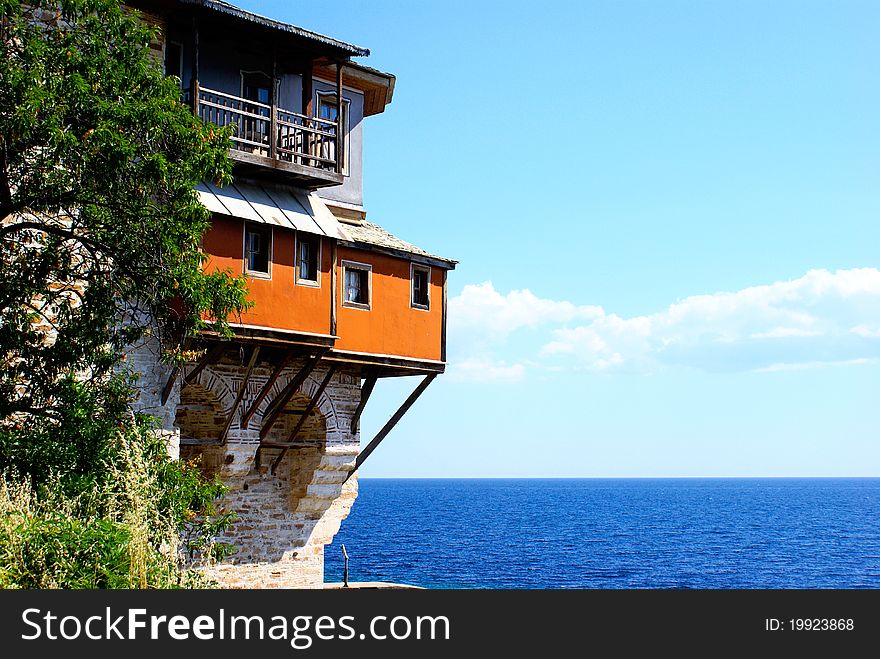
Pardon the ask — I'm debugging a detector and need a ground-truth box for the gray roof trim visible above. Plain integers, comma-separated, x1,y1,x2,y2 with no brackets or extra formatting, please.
178,0,370,56
340,221,457,269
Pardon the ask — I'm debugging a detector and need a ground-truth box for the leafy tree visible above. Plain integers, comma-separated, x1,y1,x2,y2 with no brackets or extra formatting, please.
0,0,250,586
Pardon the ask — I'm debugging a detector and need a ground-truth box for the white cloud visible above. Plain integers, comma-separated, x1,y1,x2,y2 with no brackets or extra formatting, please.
447,268,880,379
449,281,603,338
446,358,526,384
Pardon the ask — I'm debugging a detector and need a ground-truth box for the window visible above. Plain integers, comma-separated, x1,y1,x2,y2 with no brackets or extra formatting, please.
297,235,321,286
244,223,271,277
240,72,271,149
411,264,430,310
164,41,183,84
342,261,371,309
316,92,350,173
241,71,271,104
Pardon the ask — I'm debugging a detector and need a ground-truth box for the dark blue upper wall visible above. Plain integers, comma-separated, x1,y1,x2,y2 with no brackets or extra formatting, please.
165,24,366,208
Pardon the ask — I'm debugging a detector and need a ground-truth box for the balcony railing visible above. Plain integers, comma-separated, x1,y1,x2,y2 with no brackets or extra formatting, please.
194,86,340,173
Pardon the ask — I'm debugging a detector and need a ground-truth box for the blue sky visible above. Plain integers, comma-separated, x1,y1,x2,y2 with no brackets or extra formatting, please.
237,1,879,476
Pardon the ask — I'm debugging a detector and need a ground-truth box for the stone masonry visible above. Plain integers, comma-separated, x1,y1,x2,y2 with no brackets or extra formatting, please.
127,337,361,588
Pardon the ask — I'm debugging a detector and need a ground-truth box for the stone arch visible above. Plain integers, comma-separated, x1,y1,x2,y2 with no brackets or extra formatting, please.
189,366,237,413
256,367,340,436
175,382,225,442
175,382,227,478
263,391,327,447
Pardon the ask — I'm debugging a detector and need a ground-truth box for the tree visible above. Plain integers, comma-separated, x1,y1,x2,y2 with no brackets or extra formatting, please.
0,0,250,586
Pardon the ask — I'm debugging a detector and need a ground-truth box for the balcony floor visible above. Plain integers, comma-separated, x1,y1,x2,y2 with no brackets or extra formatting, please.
230,149,344,188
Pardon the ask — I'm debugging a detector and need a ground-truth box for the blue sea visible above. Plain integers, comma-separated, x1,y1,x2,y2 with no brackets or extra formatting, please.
325,478,880,589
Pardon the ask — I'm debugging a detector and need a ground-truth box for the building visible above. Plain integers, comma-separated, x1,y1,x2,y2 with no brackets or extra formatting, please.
127,0,455,588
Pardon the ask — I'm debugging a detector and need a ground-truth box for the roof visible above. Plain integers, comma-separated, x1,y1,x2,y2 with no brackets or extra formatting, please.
196,180,351,240
342,221,457,269
175,0,370,57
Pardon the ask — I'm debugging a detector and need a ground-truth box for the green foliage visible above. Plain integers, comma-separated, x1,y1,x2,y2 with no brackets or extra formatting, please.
0,401,234,588
0,0,250,587
0,0,252,419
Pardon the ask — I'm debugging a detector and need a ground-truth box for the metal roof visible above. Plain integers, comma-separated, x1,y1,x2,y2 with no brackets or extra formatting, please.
342,221,457,268
176,0,370,57
196,180,352,240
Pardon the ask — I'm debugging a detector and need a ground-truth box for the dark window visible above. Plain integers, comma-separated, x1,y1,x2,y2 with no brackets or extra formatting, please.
242,72,271,104
164,41,182,82
412,266,430,309
343,264,370,307
298,235,320,284
245,223,271,275
317,93,349,172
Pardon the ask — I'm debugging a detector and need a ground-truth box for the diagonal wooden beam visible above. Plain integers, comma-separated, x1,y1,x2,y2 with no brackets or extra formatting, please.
240,349,293,429
217,346,260,443
258,352,325,442
184,343,225,386
350,375,377,434
345,374,437,482
270,365,337,473
159,365,181,406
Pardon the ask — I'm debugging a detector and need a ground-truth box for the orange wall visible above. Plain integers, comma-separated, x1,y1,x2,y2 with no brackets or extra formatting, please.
201,217,445,361
335,246,444,361
202,216,332,336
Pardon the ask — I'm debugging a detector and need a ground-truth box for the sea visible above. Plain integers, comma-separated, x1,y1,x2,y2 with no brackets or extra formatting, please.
325,478,880,589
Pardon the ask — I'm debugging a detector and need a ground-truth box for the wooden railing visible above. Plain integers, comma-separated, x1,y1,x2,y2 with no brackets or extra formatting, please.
194,86,338,172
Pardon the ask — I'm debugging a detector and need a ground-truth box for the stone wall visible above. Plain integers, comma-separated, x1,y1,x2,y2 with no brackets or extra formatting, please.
127,340,361,588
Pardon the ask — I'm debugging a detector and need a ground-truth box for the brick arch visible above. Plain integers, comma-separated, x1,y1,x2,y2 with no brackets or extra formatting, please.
299,373,339,433
187,366,237,415
256,367,339,436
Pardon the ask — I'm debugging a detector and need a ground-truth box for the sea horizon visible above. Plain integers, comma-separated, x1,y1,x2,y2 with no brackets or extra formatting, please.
327,478,880,589
358,476,880,479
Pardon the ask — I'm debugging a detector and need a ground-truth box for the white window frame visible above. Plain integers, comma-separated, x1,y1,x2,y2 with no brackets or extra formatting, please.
243,222,272,279
341,259,372,310
410,263,431,311
295,233,322,288
316,91,351,176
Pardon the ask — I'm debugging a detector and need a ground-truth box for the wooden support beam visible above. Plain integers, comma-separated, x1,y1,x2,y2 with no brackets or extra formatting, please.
330,240,338,336
285,365,336,444
302,60,314,165
217,346,260,443
159,365,181,406
336,61,344,174
190,12,199,113
441,269,448,363
350,375,377,434
184,344,224,386
269,48,278,160
241,350,293,429
345,374,437,482
258,351,325,441
270,365,337,473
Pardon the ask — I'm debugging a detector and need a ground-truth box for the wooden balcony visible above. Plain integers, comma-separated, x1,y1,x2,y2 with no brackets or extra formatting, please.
193,86,344,188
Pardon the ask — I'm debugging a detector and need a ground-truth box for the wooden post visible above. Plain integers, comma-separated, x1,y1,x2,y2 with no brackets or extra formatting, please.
350,375,377,434
269,49,278,160
270,365,337,473
441,269,448,363
330,240,338,336
241,350,293,429
184,344,225,386
342,544,349,588
191,13,199,115
160,365,181,406
302,60,313,166
218,346,260,443
345,374,437,481
259,352,325,441
335,61,344,174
